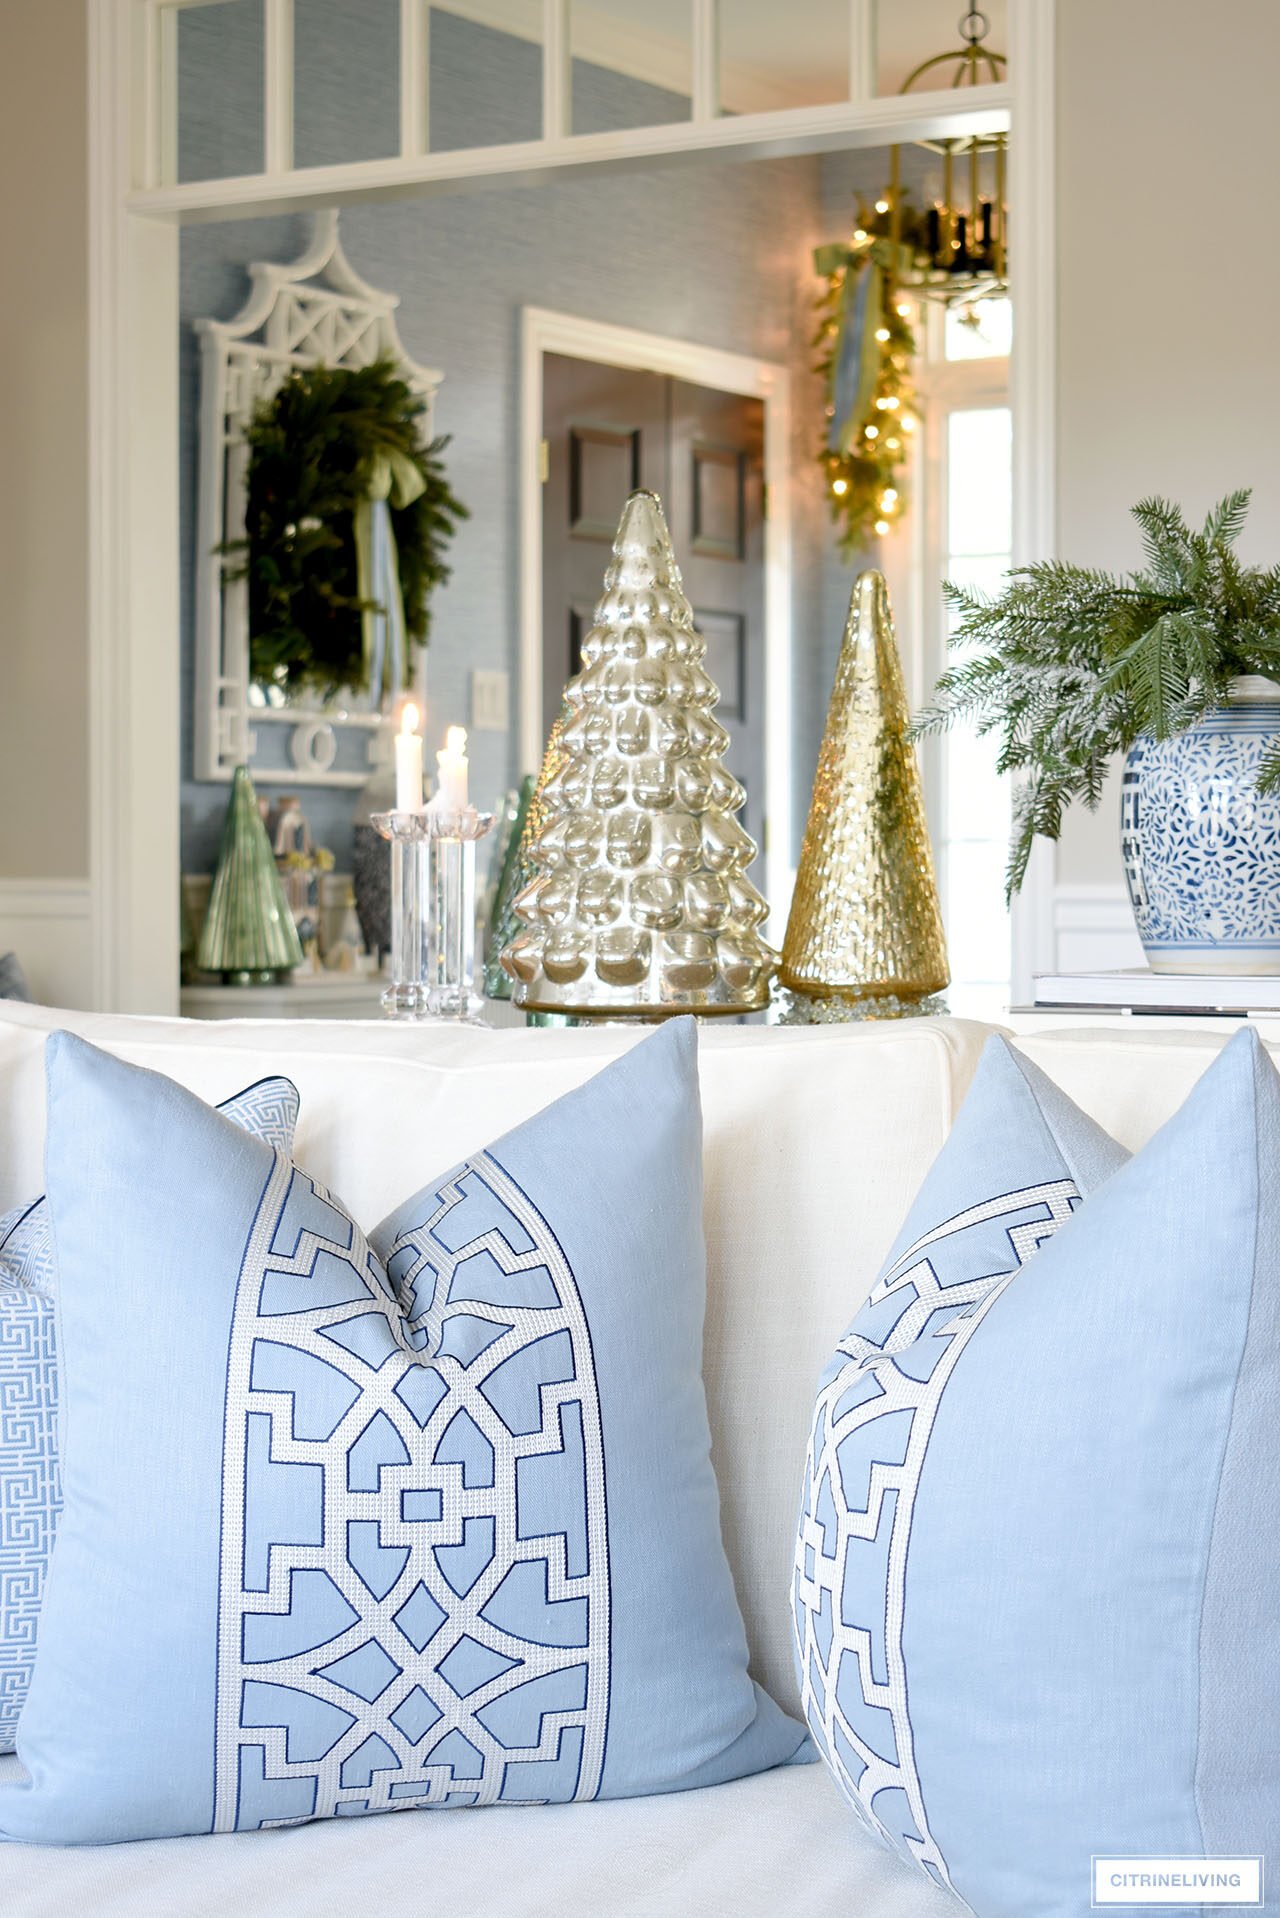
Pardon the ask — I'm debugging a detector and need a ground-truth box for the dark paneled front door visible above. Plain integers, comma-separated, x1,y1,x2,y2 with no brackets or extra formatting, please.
541,351,766,847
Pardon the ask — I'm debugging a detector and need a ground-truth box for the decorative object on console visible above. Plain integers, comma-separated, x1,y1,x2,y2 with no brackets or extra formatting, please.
915,494,1280,968
196,766,305,984
780,571,947,1018
796,1024,1280,1915
487,710,570,1005
1122,680,1280,973
503,491,774,1019
351,736,395,962
482,775,535,1002
271,793,334,969
0,1025,807,1844
0,954,31,1003
322,882,369,974
374,802,494,1021
394,701,426,813
0,1076,298,1758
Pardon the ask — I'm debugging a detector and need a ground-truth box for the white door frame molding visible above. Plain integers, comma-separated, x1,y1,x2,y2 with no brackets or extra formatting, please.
89,0,181,1015
86,0,1055,1013
519,306,793,924
1006,0,1057,1000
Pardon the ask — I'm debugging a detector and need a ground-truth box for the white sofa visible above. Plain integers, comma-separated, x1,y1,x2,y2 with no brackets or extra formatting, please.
0,1002,1255,1918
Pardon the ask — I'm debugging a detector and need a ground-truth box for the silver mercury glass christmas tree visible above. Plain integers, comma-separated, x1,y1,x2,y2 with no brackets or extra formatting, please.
502,489,775,1018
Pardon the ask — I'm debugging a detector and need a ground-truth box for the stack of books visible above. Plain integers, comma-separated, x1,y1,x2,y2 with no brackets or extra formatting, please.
1032,969,1280,1016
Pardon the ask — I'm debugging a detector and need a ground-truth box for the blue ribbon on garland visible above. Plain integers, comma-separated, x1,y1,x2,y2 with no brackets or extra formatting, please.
815,236,915,459
354,447,427,709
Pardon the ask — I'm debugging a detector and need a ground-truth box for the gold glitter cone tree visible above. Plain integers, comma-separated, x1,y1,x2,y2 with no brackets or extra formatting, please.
197,765,304,984
781,570,948,1011
503,489,774,1017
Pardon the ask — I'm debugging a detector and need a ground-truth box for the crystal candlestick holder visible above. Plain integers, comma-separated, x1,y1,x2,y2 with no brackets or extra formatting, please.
373,808,495,1021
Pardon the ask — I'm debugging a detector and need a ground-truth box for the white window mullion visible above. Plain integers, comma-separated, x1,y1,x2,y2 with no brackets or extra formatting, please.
263,0,294,176
399,0,429,158
848,0,876,104
542,0,570,143
691,0,720,122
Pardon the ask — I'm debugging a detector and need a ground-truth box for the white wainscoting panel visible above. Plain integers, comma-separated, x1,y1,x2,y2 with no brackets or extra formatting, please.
1052,883,1143,975
0,880,94,1010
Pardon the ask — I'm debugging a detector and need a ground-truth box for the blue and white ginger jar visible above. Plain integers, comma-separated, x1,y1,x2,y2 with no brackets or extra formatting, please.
1121,677,1280,974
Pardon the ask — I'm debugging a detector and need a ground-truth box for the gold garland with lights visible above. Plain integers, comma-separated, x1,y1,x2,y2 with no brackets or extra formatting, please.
814,201,920,555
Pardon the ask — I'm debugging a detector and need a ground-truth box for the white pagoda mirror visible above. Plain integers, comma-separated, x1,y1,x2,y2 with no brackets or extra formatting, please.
193,212,444,788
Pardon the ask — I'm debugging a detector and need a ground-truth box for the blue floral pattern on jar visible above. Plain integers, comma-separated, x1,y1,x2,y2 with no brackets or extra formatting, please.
1121,685,1280,974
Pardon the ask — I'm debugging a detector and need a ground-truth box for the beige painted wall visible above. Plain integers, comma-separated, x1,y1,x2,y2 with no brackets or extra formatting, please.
1054,0,1280,888
0,0,88,882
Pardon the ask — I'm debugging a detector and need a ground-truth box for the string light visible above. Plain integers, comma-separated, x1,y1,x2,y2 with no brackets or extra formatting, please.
875,199,890,214
875,326,890,342
864,424,879,440
881,489,898,507
875,519,890,537
831,477,849,496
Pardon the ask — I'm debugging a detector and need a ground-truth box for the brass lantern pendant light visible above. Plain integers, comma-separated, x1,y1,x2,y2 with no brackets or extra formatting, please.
888,6,1008,306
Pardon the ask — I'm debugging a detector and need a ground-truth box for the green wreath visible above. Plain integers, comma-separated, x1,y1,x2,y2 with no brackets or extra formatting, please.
225,358,468,701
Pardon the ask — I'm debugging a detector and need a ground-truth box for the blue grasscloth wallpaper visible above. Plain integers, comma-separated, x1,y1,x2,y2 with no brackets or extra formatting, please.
178,3,852,875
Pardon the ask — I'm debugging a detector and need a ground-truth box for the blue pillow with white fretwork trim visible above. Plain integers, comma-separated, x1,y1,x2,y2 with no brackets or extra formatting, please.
796,1027,1280,1915
795,1036,1129,1902
0,1021,805,1844
0,1072,299,1753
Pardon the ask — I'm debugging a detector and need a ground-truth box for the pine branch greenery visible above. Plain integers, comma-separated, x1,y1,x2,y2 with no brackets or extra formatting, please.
913,492,1280,899
224,358,468,701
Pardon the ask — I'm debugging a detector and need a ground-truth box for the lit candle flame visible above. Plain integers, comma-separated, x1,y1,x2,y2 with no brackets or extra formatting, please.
445,725,467,755
401,702,419,737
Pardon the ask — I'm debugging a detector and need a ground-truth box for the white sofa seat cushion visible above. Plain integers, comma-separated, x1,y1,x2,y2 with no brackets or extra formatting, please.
0,1752,955,1918
0,1004,991,1718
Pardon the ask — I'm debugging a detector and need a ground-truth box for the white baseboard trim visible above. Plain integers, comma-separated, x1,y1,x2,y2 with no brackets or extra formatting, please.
1051,882,1144,975
0,878,94,1009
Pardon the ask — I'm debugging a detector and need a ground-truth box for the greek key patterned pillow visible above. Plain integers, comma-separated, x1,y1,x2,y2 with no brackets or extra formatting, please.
0,1074,299,1755
0,1023,804,1845
796,1028,1280,1916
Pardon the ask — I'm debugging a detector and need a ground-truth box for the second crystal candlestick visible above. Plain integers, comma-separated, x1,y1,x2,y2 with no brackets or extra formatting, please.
372,807,494,1022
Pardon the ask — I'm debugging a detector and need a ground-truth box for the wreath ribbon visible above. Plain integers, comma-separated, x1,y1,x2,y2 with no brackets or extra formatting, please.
355,448,428,707
817,237,909,457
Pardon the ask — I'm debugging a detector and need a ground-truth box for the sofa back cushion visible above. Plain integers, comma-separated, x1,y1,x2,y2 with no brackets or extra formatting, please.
0,1005,990,1717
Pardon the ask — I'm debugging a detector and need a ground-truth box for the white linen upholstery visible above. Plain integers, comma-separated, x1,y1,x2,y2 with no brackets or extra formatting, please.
1008,1019,1280,1149
0,1753,954,1918
0,1002,990,1719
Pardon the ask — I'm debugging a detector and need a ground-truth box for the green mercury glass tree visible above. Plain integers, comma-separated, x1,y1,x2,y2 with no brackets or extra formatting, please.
197,766,304,984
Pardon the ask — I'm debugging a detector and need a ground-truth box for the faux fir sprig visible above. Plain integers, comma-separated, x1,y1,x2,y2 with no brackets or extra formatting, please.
913,492,1280,898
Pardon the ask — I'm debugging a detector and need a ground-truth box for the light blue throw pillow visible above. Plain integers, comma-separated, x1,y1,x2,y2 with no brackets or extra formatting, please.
796,1026,1280,1916
1,1020,805,1844
0,1074,299,1755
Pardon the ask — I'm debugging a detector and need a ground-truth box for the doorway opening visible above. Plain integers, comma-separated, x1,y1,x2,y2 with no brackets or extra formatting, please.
520,309,793,925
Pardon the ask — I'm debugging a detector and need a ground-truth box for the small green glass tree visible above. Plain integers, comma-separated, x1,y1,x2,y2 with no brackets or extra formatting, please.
197,767,304,984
